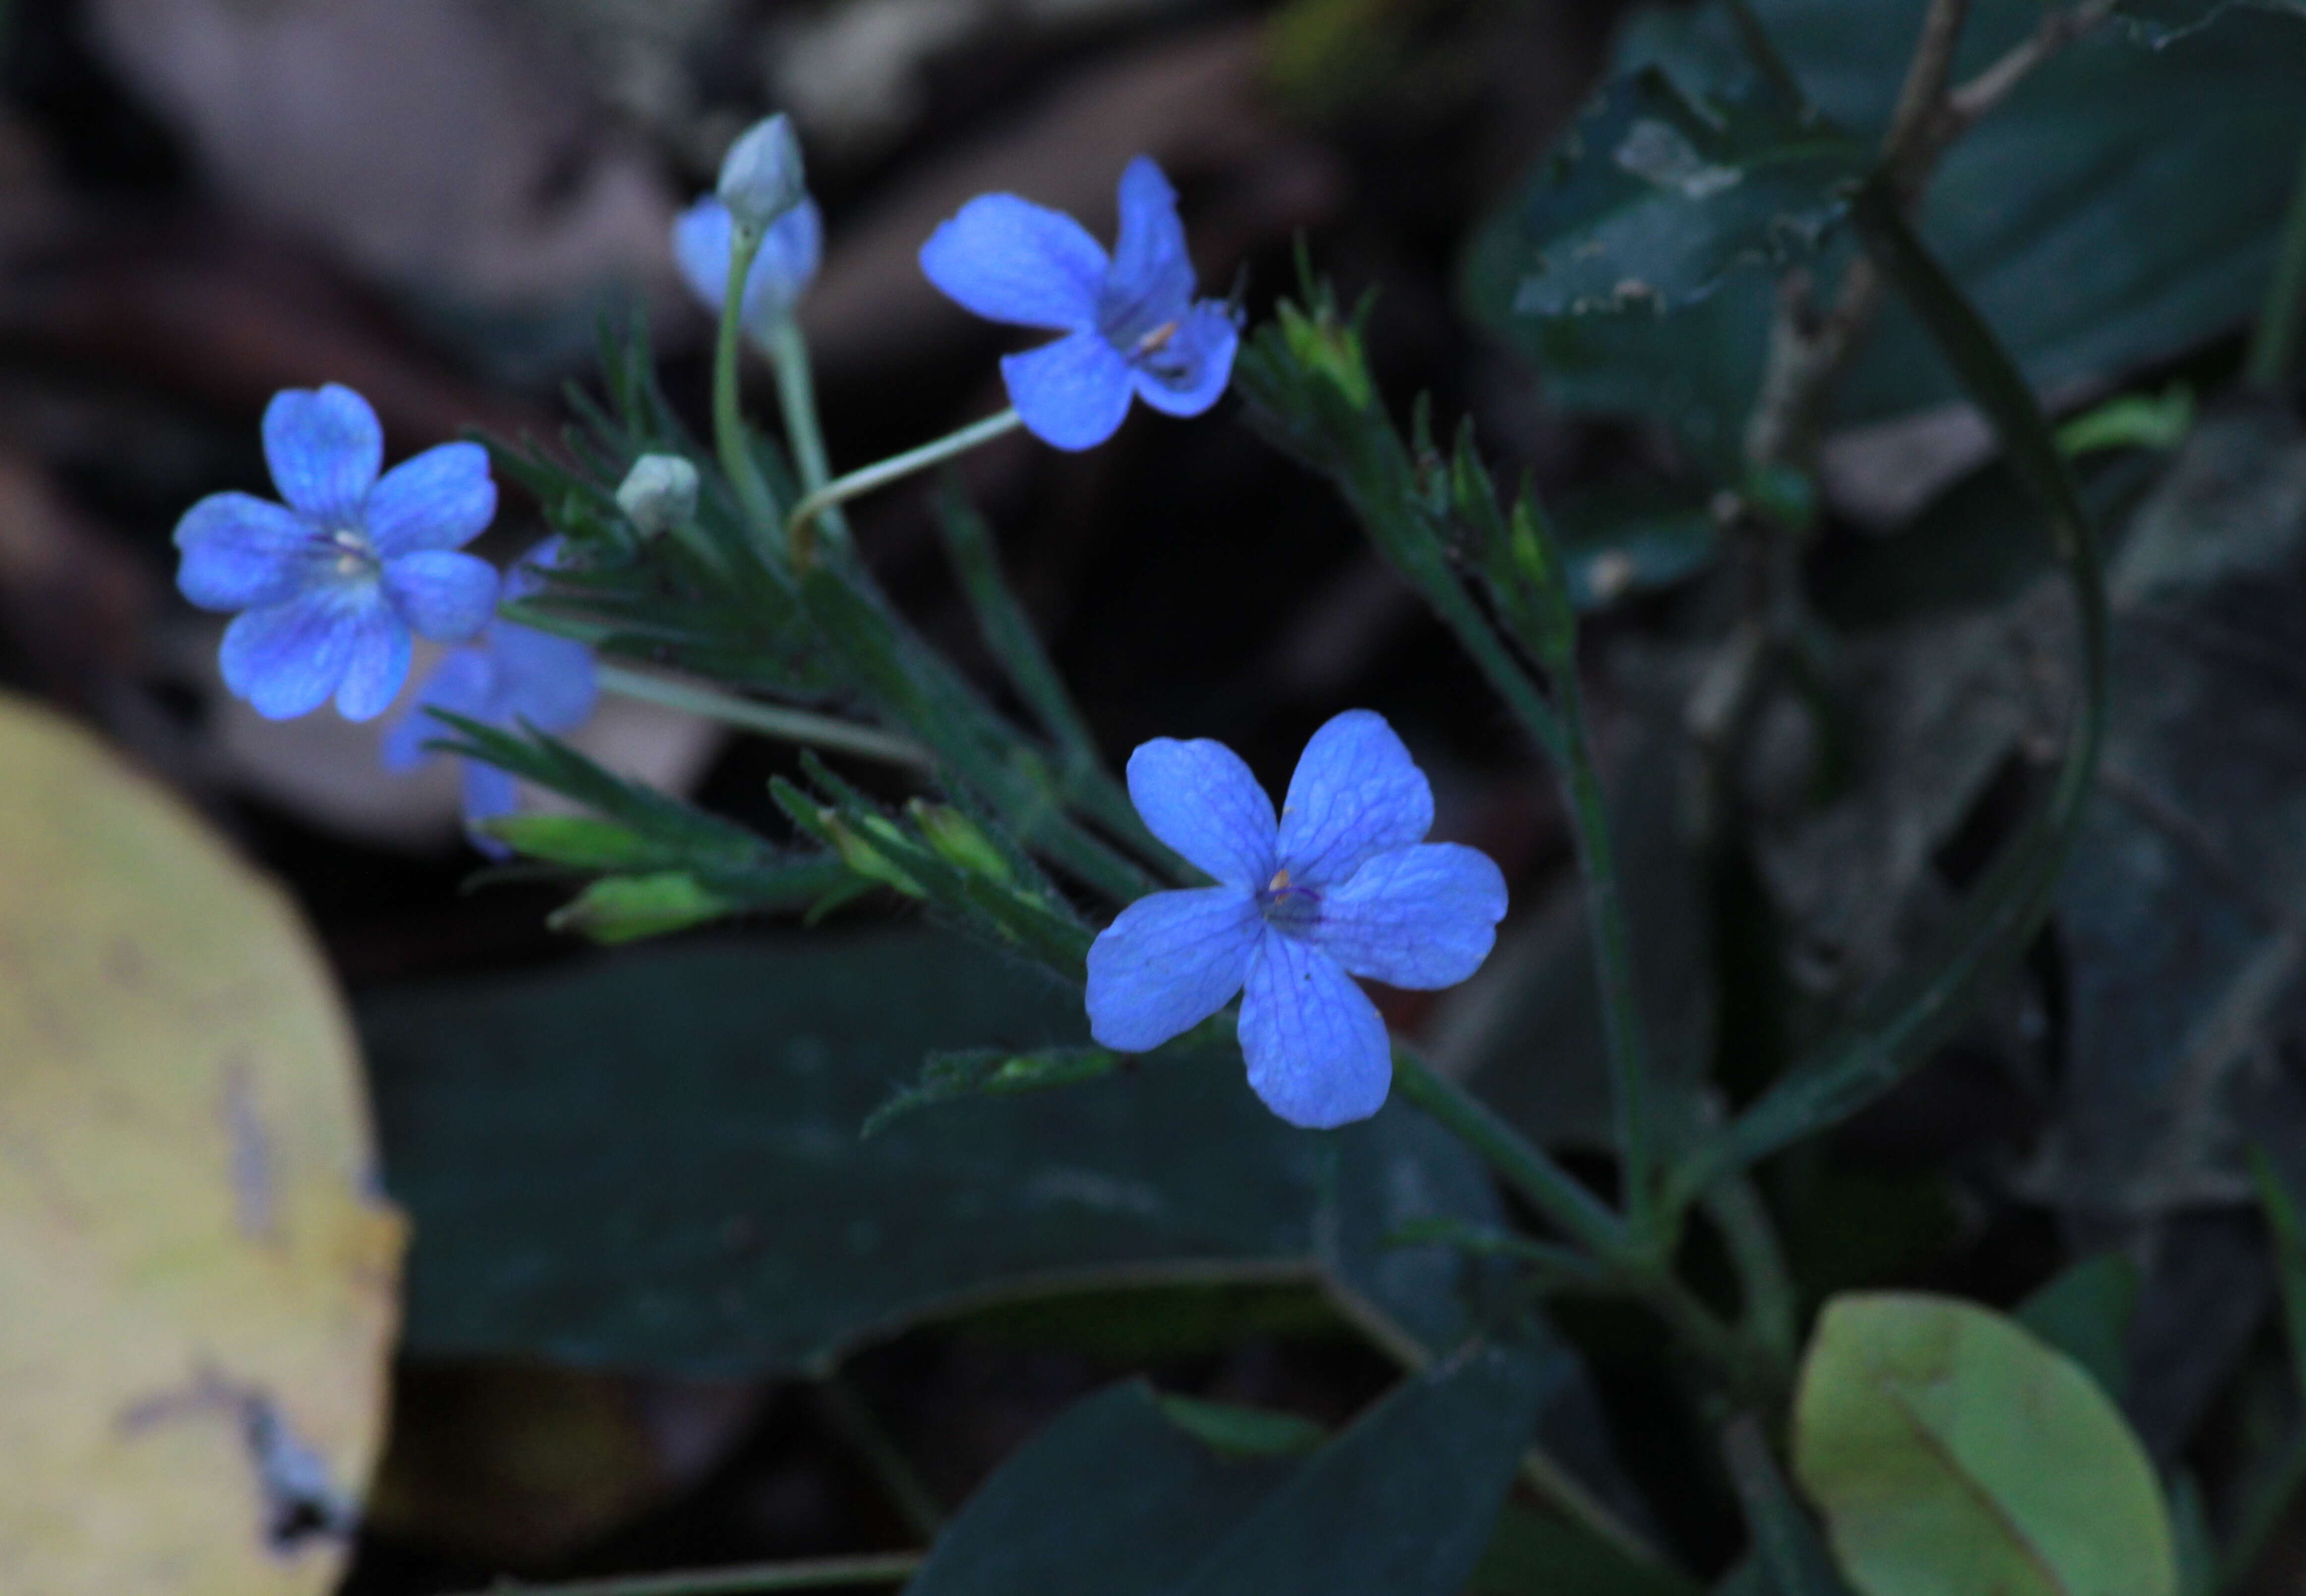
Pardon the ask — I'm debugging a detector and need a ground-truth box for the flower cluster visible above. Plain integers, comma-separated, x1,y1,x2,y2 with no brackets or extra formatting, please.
1087,711,1508,1129
921,156,1238,450
173,385,500,720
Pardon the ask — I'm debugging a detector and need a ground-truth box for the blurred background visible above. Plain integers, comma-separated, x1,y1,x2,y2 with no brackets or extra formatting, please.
9,0,2306,1590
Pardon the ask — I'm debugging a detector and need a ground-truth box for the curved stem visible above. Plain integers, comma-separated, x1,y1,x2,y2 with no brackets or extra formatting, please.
786,409,1022,563
1553,657,1656,1241
766,314,849,554
713,224,779,552
437,1552,922,1596
596,663,931,768
1389,1049,1631,1266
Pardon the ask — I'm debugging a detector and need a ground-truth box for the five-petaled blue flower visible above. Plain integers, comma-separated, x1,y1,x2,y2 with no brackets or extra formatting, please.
674,194,824,340
919,155,1238,452
174,384,500,720
382,541,598,855
1087,710,1508,1129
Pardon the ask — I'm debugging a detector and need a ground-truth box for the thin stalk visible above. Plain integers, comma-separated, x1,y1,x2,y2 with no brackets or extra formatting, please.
1553,660,1657,1243
765,314,850,554
1389,1049,1631,1265
597,663,931,768
2248,141,2306,391
1702,1174,1799,1366
786,410,1022,562
813,1376,945,1541
437,1551,923,1596
713,224,780,550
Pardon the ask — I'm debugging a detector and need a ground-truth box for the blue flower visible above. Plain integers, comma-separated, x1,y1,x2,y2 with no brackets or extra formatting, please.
919,155,1239,451
382,543,598,855
173,385,500,721
1086,710,1508,1129
674,194,824,339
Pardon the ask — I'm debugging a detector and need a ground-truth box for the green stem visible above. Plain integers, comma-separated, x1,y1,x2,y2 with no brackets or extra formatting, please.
1553,658,1657,1242
714,223,780,551
596,663,931,768
787,410,1022,563
1702,1174,1799,1367
813,1375,945,1541
766,314,849,551
437,1551,923,1596
1390,1049,1630,1265
2247,140,2306,391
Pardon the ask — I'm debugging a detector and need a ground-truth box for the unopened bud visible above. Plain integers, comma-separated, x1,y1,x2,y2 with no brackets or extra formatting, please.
908,800,1012,882
716,113,807,233
616,454,700,539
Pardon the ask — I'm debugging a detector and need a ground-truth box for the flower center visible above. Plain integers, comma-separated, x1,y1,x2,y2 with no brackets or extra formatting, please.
1133,320,1179,354
1256,866,1321,937
326,526,377,580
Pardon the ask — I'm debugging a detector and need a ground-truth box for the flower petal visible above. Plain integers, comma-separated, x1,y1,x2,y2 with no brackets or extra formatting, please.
1100,156,1195,340
365,441,496,557
1314,842,1508,989
382,550,499,642
461,759,520,836
1125,736,1275,886
173,491,329,611
920,193,1106,331
1128,300,1238,420
1239,934,1391,1129
1086,885,1261,1052
220,588,361,720
1275,709,1434,886
1001,331,1134,451
493,622,598,732
264,385,382,524
334,594,413,721
381,648,499,770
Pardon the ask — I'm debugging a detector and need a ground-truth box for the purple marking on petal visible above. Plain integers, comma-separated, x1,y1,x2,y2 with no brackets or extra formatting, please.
263,385,383,525
1086,885,1261,1052
1100,156,1194,345
334,592,413,721
1127,300,1237,420
920,193,1106,332
1000,330,1134,451
173,492,330,611
365,441,496,558
1315,842,1508,989
1124,736,1275,886
220,588,362,720
382,549,499,642
1275,709,1434,887
1239,933,1391,1129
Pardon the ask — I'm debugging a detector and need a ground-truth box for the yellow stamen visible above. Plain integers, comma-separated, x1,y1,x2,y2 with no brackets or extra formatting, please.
1135,320,1180,354
1267,868,1291,892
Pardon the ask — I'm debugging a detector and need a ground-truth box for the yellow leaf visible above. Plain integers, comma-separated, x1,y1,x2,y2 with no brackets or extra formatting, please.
0,693,405,1595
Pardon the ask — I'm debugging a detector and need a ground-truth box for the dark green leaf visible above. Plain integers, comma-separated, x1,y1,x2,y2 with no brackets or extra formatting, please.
1497,68,1863,320
2014,1254,2140,1402
1720,1414,1854,1596
1155,1394,1329,1458
1466,0,2306,470
1553,487,1724,610
862,1046,1122,1137
907,1343,1550,1596
1470,1501,1701,1596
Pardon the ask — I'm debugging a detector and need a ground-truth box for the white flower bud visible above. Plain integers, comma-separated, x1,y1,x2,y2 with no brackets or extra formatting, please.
715,113,807,233
616,454,700,539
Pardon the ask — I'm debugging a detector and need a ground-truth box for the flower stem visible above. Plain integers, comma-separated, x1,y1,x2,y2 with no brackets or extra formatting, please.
596,663,931,768
1389,1049,1630,1265
765,314,849,554
435,1552,922,1596
1551,656,1658,1245
785,409,1022,563
2248,139,2306,392
713,223,781,554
